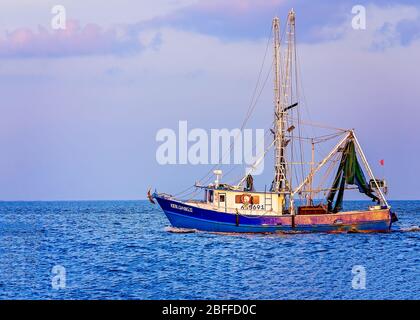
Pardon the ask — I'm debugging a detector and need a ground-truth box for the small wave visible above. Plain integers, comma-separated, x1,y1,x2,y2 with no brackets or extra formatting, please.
164,226,197,234
398,226,420,232
275,230,310,235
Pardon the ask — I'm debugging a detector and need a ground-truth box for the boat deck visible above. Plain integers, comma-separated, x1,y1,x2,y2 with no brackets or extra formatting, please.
184,200,387,218
184,200,282,216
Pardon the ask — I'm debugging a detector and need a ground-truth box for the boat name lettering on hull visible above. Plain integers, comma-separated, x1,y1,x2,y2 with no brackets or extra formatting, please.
170,203,193,213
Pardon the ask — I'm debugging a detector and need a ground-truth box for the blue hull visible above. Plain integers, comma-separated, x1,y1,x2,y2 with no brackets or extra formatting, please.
155,195,392,233
164,210,292,233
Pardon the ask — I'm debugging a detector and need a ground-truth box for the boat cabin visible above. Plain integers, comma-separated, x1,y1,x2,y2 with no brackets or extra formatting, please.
197,184,287,215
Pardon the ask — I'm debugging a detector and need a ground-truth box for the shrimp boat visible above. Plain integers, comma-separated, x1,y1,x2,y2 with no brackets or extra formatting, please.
149,10,398,233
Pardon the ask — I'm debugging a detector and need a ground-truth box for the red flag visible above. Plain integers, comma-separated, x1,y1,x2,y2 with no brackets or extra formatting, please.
379,159,385,166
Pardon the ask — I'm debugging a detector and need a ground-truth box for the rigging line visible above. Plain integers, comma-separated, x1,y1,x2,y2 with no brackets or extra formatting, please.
177,20,288,197
198,62,274,189
243,28,274,124
227,120,282,187
196,28,274,187
236,20,288,190
284,131,346,143
288,131,346,145
282,13,305,194
236,136,281,188
200,51,275,187
184,131,272,202
185,188,203,203
223,127,274,183
173,182,197,197
293,20,306,189
314,133,348,144
310,131,347,157
223,113,279,186
295,42,339,162
306,186,360,193
196,66,273,189
285,18,295,194
285,116,349,132
320,155,339,187
317,153,341,196
173,186,195,198
312,131,348,166
295,41,317,140
223,128,273,186
228,108,290,187
314,160,333,199
177,188,200,200
293,39,330,168
275,31,288,192
228,128,277,186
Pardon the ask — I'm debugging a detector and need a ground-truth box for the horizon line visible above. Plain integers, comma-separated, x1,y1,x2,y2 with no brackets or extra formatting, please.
0,198,419,203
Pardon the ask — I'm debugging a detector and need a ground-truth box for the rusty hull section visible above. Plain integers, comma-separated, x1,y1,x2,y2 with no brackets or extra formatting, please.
294,209,391,233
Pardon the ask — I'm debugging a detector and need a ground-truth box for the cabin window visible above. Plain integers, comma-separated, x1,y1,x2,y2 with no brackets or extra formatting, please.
208,190,214,202
219,195,225,202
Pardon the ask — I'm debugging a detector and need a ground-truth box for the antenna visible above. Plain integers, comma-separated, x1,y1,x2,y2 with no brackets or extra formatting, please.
213,170,223,188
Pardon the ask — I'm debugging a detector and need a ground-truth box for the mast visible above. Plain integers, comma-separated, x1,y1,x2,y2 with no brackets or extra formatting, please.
285,9,297,212
272,17,287,193
272,10,296,200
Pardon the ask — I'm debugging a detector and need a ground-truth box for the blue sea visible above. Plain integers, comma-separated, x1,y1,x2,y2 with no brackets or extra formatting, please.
0,200,418,300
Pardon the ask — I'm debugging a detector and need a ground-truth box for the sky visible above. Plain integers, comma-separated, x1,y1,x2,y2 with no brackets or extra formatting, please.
0,0,419,201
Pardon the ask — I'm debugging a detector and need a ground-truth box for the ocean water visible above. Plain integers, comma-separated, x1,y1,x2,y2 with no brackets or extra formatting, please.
0,200,418,300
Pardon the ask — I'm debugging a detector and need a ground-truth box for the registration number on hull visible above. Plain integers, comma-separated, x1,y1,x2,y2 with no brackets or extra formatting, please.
240,205,265,210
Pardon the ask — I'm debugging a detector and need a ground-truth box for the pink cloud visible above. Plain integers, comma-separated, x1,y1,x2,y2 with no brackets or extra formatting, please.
197,0,286,15
0,20,145,58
